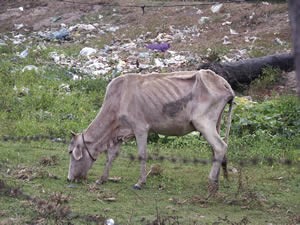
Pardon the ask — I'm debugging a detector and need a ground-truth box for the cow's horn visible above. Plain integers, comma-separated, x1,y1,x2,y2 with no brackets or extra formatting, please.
71,131,77,137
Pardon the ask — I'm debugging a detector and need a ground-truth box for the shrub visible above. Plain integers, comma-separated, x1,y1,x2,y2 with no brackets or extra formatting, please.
232,95,300,138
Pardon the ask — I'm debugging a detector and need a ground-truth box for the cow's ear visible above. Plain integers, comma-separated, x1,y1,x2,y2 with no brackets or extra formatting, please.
72,147,83,160
71,131,77,137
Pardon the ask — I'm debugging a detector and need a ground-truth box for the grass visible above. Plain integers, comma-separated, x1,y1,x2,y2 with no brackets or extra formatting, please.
0,139,299,224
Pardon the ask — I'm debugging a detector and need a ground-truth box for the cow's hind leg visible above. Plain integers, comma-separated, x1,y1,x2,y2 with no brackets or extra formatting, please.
133,132,148,190
217,111,228,180
192,119,228,196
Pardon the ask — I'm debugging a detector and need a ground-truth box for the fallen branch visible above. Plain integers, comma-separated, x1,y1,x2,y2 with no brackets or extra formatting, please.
198,53,294,89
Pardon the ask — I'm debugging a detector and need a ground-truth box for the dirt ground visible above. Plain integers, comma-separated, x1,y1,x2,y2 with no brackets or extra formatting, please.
0,0,112,32
0,0,290,34
0,0,296,95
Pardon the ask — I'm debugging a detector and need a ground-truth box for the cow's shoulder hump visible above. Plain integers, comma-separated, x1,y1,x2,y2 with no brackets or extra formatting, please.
105,75,126,101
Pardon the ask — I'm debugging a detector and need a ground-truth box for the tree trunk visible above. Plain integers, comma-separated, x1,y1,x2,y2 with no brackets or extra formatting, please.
288,0,300,96
198,53,294,90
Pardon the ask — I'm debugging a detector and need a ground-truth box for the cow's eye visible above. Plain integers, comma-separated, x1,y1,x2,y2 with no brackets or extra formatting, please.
69,150,73,154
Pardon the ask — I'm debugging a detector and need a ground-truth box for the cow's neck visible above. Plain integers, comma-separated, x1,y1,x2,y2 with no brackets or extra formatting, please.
83,106,119,155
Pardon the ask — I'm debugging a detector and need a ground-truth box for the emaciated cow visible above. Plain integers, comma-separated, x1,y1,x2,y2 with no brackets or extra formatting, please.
67,69,235,194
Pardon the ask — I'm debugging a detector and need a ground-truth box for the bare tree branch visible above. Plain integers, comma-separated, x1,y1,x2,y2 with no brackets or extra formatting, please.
198,53,294,90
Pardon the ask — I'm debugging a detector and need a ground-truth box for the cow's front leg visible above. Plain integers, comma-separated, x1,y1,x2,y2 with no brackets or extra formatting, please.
96,144,120,185
133,132,148,190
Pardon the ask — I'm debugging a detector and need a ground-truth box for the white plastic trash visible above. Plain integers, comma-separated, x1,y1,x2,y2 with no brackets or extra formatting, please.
80,47,97,56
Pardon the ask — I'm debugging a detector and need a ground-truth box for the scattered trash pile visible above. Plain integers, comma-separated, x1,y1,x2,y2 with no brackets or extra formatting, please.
0,2,289,80
2,20,204,79
42,23,204,79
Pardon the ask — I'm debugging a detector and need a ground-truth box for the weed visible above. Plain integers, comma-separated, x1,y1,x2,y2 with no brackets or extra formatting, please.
215,215,250,225
248,66,281,95
205,45,230,62
39,155,59,166
232,95,300,138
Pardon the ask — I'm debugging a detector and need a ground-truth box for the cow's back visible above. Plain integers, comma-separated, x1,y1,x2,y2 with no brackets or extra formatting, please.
120,70,233,109
110,70,233,136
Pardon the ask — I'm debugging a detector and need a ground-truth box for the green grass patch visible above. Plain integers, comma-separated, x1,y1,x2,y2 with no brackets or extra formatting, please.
0,140,299,224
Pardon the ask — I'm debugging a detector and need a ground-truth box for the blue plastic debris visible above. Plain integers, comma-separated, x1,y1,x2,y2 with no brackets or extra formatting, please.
38,28,70,40
49,28,69,40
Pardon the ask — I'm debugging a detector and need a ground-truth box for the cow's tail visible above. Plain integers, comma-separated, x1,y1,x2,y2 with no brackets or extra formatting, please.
222,98,234,180
224,98,234,144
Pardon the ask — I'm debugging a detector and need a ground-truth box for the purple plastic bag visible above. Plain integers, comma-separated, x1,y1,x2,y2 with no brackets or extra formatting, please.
146,42,170,52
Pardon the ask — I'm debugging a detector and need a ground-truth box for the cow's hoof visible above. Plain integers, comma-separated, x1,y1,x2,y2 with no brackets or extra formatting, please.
207,180,219,198
95,179,105,185
133,184,142,190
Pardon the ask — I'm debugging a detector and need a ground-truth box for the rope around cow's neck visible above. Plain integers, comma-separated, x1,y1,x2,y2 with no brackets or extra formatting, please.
82,133,96,161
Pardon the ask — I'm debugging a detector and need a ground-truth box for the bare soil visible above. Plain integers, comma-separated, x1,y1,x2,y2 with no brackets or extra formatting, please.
0,0,109,32
0,0,296,95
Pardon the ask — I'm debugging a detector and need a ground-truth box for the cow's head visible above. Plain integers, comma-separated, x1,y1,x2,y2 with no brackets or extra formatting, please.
67,132,95,182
